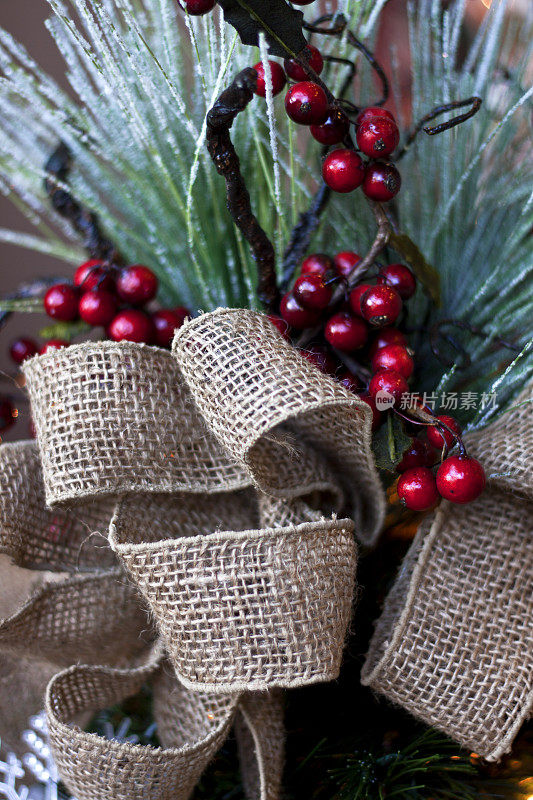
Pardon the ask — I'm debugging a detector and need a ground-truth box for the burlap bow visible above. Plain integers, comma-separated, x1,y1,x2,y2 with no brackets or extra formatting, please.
0,309,385,799
362,382,533,761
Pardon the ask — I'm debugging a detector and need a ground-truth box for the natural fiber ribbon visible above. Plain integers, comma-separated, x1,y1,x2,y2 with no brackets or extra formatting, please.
0,309,385,799
362,382,533,761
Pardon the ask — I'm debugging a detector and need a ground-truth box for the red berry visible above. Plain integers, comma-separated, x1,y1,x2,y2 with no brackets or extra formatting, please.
300,253,334,277
372,343,414,379
285,81,328,125
79,289,117,327
280,292,320,329
369,369,408,405
348,283,373,316
44,283,79,321
396,438,433,473
397,467,440,511
356,116,399,158
427,415,462,450
39,340,69,355
267,314,291,341
336,369,360,393
362,162,401,202
116,265,158,305
184,0,216,14
377,263,416,300
284,45,324,82
322,149,365,193
334,251,361,278
299,345,336,374
310,108,350,145
152,309,187,348
74,260,114,291
0,398,16,433
9,337,38,364
436,456,486,504
173,307,191,326
369,327,407,357
252,61,286,97
360,285,402,327
108,310,154,344
324,312,368,352
356,106,395,125
358,392,382,430
293,273,332,311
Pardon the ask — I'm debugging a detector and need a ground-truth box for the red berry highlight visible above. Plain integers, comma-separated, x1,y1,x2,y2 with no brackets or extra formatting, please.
284,45,324,82
377,263,416,300
427,415,462,450
9,337,38,364
324,312,368,351
436,456,486,504
39,340,69,355
300,253,334,277
362,162,402,202
280,292,320,329
361,285,402,327
369,369,409,405
79,289,117,327
397,467,440,511
74,260,113,291
252,61,286,97
334,251,361,278
184,0,216,15
285,81,328,125
322,149,365,193
356,116,399,158
108,310,154,343
336,370,360,393
116,265,158,305
356,106,395,125
349,283,373,317
396,438,433,473
310,108,350,145
369,327,407,357
293,273,332,311
44,283,79,321
372,343,414,379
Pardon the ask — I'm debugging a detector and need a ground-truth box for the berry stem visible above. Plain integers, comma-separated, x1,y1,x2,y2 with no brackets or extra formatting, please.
206,68,280,311
397,96,482,160
332,349,371,384
430,317,521,369
281,183,331,290
0,277,64,332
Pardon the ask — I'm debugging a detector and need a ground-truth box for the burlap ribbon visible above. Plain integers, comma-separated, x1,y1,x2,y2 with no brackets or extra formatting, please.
1,309,385,799
362,383,533,761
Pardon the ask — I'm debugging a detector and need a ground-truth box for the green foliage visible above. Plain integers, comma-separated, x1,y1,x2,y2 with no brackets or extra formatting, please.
372,414,412,473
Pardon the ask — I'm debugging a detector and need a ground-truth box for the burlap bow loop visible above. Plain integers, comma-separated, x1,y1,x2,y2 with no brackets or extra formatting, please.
362,383,533,761
0,307,388,799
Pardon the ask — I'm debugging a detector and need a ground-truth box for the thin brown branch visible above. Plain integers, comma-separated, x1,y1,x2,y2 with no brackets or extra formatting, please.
206,67,279,311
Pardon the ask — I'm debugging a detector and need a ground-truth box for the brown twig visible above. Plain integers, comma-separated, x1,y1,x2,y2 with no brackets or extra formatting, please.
280,184,331,290
397,97,482,160
430,317,520,369
44,142,120,265
206,68,279,311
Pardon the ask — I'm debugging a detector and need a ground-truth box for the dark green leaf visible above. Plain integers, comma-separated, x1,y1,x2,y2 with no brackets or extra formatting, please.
372,414,411,473
216,0,307,59
389,230,441,306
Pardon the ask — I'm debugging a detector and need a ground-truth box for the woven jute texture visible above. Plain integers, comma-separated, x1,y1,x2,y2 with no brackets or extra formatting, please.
362,384,533,761
173,309,385,545
110,492,357,692
47,649,284,800
0,441,116,571
23,341,250,506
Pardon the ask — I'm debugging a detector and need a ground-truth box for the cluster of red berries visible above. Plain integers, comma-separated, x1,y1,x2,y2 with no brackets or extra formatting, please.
38,261,189,347
250,46,401,202
270,250,485,511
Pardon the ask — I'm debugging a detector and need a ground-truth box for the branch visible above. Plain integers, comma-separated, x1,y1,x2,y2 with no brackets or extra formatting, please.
397,97,482,160
44,142,120,265
206,67,279,311
280,184,331,291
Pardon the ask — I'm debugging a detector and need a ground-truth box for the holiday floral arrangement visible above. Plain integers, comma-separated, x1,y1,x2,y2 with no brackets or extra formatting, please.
0,0,531,798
